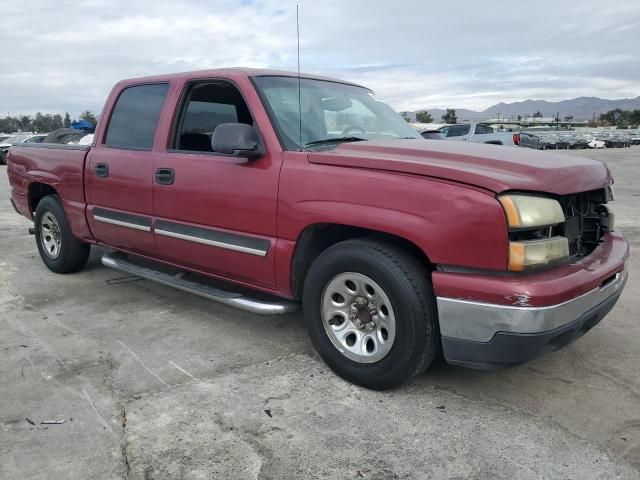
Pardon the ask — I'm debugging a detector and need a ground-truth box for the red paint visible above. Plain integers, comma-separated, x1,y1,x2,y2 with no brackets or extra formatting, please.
6,68,627,306
433,231,628,307
310,139,610,195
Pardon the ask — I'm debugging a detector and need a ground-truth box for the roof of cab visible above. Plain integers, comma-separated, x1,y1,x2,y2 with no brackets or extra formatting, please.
116,67,369,90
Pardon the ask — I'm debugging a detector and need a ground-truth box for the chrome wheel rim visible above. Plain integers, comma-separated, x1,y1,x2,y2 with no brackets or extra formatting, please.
321,272,396,363
40,211,62,259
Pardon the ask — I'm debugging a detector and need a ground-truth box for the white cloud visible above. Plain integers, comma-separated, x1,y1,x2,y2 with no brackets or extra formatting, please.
1,0,639,118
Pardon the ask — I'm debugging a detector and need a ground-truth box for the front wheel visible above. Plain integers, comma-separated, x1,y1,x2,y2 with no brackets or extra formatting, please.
303,239,439,390
34,195,90,273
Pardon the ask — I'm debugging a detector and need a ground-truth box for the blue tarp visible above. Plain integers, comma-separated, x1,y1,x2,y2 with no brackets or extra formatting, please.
70,120,94,132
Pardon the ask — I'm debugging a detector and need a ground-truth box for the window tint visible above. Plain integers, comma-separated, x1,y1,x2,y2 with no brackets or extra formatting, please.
173,82,253,152
104,83,168,150
445,124,471,137
474,124,493,134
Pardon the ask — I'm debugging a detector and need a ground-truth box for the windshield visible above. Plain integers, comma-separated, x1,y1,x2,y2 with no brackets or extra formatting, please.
253,76,421,150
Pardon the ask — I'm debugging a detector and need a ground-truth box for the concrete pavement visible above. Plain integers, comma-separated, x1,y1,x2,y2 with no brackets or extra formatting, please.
1,147,639,479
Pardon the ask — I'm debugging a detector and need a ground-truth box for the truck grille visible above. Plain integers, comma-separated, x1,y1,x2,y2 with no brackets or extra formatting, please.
557,189,611,258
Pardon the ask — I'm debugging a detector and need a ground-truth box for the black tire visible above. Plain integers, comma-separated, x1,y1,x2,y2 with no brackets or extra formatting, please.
34,195,90,273
302,238,439,390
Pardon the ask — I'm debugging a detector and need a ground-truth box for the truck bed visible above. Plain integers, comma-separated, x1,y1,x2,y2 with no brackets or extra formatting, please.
7,143,91,238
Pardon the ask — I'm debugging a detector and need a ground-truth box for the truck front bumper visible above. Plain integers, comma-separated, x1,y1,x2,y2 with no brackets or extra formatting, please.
434,231,629,369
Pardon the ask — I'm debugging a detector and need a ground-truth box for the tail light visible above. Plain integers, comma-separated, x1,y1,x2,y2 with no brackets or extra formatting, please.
513,133,520,145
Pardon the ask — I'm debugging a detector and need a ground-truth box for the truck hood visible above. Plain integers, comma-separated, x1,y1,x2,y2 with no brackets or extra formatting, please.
308,139,610,195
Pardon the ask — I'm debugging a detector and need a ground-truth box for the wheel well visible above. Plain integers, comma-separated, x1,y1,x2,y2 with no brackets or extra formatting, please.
29,183,58,214
290,224,433,300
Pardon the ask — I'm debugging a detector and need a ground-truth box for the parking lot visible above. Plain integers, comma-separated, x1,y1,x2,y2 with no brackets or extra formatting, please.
1,148,639,479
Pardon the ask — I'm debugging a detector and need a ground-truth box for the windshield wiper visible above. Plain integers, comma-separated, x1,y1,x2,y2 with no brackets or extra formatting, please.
303,137,367,148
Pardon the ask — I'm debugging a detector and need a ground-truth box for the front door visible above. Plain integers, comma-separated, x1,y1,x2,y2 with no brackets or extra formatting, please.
86,83,169,255
151,80,280,289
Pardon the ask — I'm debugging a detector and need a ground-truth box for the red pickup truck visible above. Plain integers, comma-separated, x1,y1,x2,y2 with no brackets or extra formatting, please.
6,68,628,389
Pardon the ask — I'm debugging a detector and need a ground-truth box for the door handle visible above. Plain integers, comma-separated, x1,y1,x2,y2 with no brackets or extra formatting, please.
155,168,175,185
95,163,109,178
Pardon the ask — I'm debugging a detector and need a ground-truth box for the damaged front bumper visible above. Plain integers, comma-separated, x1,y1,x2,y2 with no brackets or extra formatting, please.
433,231,629,369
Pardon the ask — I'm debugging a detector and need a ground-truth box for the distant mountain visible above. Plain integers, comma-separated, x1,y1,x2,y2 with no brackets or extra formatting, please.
406,96,640,122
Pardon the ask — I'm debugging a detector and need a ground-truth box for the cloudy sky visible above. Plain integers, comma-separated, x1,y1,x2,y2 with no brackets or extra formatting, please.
1,0,639,118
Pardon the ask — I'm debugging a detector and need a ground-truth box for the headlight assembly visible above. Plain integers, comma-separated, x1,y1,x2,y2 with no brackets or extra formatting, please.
508,237,569,272
499,194,565,229
499,194,568,271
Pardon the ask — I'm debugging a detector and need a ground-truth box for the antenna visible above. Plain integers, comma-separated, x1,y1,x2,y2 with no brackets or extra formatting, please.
296,4,302,151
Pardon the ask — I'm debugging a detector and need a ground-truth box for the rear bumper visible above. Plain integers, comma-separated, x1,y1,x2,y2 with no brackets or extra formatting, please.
434,230,629,369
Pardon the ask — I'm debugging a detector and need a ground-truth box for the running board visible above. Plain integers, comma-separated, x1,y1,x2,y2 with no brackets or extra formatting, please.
101,253,298,315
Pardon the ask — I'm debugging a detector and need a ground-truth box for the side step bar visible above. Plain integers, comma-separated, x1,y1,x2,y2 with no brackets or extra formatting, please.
101,253,298,315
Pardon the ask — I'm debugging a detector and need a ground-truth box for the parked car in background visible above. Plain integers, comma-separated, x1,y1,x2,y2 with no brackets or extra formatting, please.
420,130,445,139
6,68,627,389
0,134,46,164
520,131,618,150
44,128,92,145
78,133,94,145
410,122,446,140
588,138,607,149
23,134,48,143
439,123,520,146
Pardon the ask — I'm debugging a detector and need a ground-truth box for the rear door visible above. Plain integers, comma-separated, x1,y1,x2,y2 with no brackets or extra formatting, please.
150,79,281,288
86,83,169,255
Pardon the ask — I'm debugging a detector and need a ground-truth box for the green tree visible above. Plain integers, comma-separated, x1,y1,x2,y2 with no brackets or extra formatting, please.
415,111,433,123
52,114,63,131
79,111,97,126
33,112,53,133
18,115,32,131
442,109,457,124
532,111,542,118
605,108,625,127
63,112,71,128
0,116,19,133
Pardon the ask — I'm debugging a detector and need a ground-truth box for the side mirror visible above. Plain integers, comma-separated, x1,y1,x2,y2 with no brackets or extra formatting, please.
211,123,263,160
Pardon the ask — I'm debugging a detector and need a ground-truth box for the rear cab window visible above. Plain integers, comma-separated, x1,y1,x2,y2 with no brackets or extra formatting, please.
104,83,169,150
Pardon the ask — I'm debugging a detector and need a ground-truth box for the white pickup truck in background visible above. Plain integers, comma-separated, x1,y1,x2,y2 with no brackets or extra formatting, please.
439,123,520,146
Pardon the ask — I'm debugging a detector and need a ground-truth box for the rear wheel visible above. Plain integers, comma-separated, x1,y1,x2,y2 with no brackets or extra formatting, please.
35,195,90,273
303,239,439,390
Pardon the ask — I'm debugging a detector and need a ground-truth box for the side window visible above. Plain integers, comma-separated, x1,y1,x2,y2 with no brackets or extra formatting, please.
104,83,169,150
447,125,471,137
173,81,253,152
475,124,493,134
